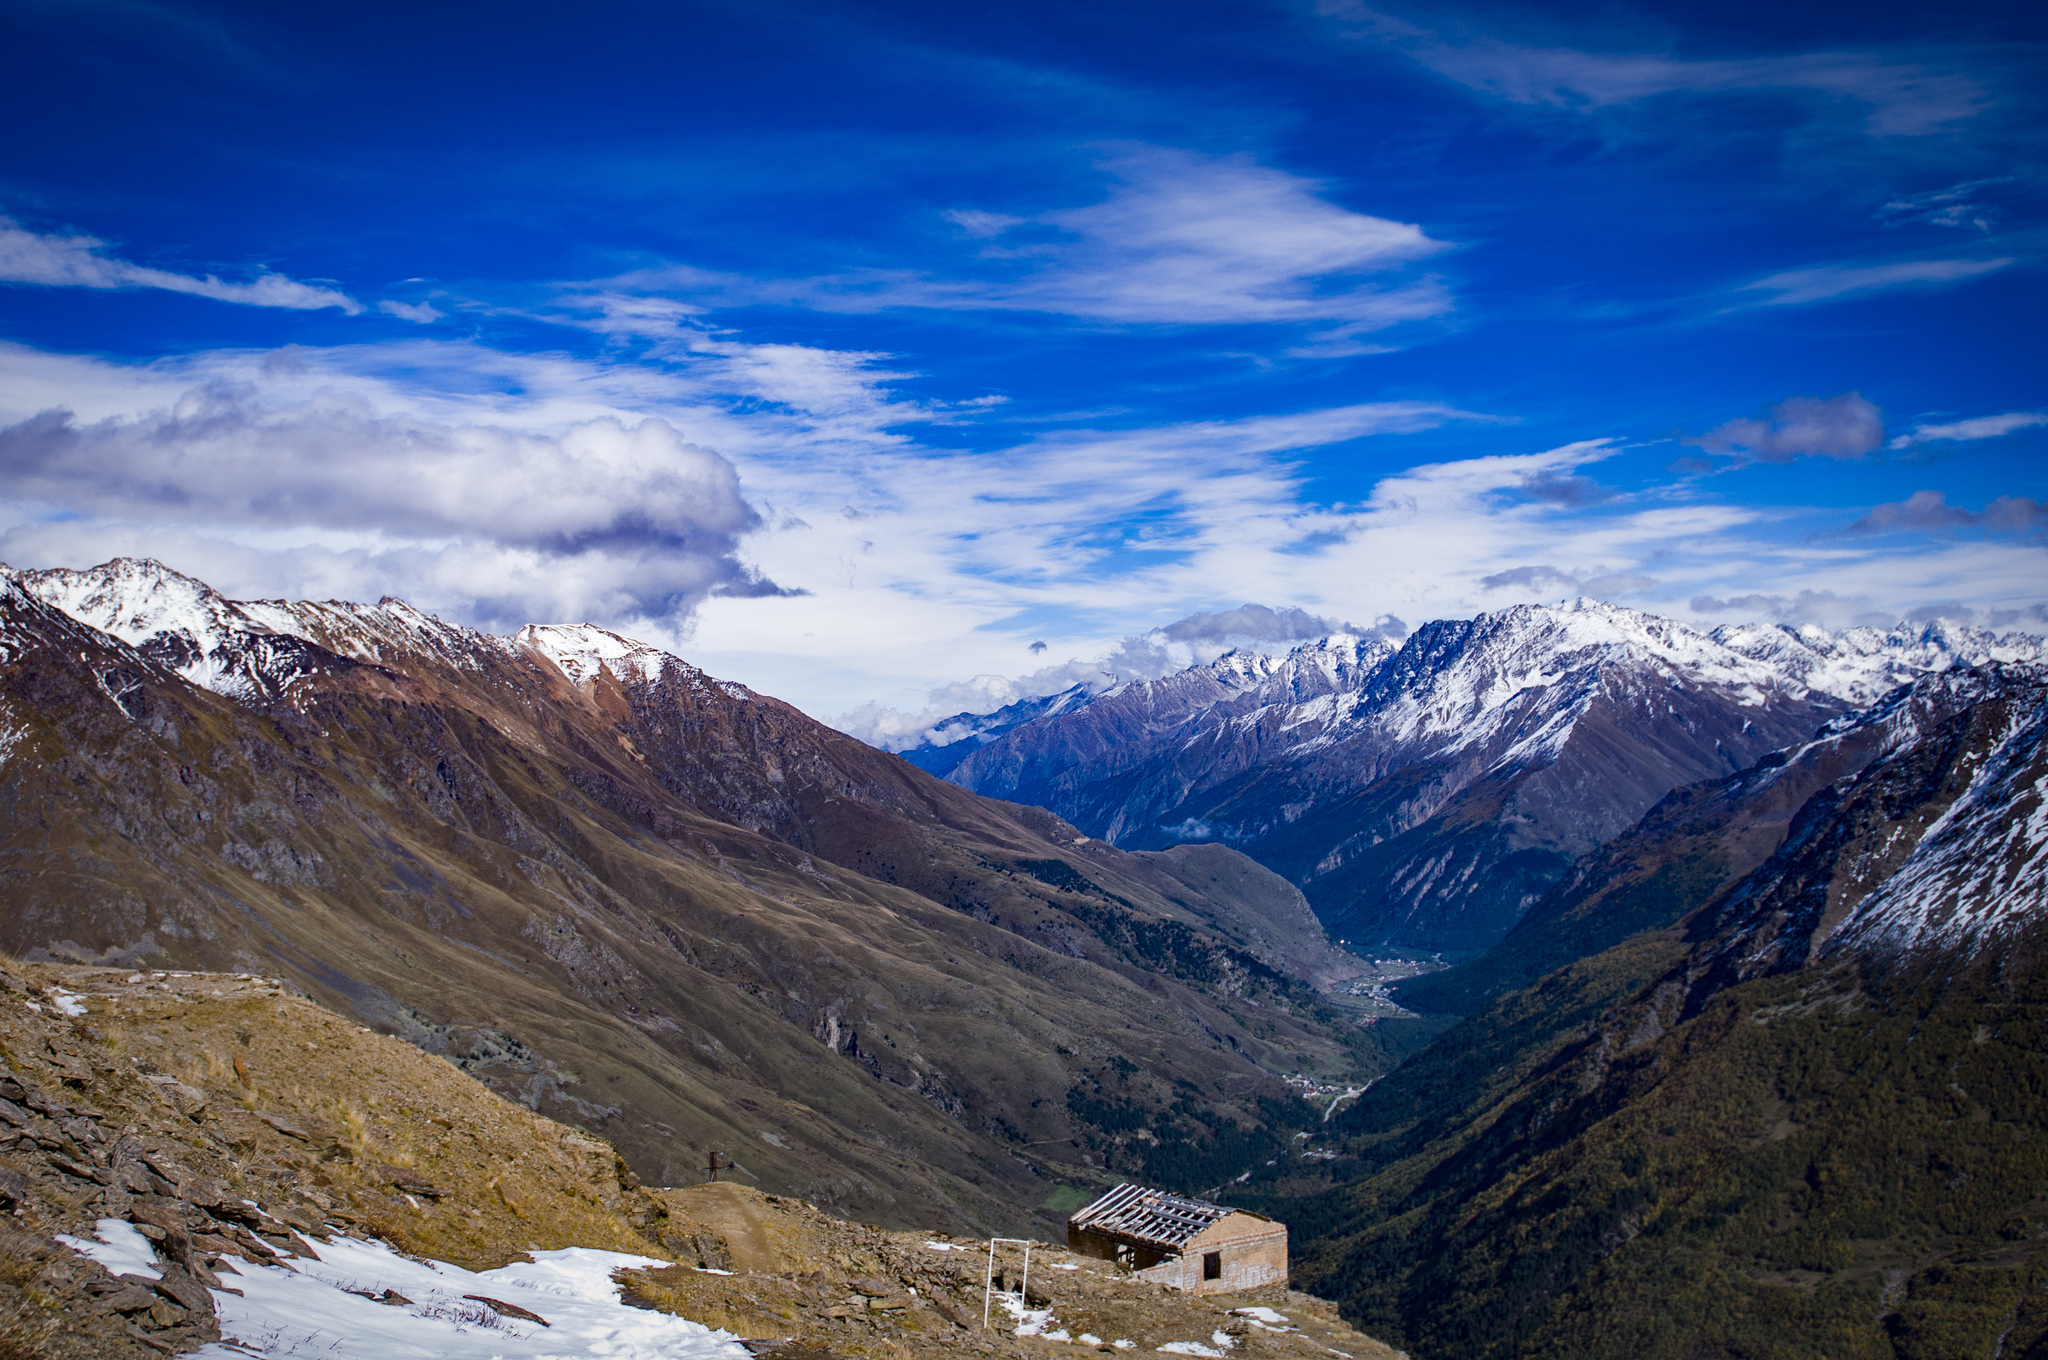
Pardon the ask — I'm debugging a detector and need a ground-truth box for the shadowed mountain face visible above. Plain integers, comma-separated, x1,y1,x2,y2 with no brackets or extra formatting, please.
0,559,1378,1237
943,603,2045,957
1243,665,2048,1360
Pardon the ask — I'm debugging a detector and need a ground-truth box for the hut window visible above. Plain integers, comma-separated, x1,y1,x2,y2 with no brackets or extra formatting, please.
1203,1252,1222,1281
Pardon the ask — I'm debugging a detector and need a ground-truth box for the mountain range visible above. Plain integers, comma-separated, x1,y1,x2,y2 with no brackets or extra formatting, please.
5,556,2046,1360
0,557,1380,1238
1244,658,2048,1358
923,601,2044,956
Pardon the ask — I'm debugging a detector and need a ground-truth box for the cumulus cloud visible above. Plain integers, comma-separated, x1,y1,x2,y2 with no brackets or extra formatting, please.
1689,393,1884,462
1319,2,1988,135
1888,411,2048,448
1739,257,2011,307
0,386,787,629
1852,490,2048,536
0,215,362,313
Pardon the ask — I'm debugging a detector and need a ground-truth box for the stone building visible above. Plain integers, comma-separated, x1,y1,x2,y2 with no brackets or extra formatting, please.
1066,1184,1288,1295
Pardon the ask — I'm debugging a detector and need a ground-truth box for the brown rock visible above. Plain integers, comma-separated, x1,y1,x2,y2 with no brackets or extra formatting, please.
465,1294,550,1325
178,1176,228,1210
97,1285,159,1314
850,1278,895,1297
378,1164,445,1198
151,1265,211,1313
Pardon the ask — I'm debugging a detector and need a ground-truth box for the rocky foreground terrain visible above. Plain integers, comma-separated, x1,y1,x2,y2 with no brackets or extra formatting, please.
0,955,1400,1359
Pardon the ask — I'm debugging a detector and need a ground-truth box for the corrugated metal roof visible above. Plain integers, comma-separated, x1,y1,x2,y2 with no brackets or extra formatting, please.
1067,1183,1236,1252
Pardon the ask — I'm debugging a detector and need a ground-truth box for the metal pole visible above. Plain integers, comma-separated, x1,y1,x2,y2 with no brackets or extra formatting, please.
983,1238,996,1328
982,1238,1034,1330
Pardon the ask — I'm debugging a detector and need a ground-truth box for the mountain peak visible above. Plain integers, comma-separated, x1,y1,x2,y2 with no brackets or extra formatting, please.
513,622,684,690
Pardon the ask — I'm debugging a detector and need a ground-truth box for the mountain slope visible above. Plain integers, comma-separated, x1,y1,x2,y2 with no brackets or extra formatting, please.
0,558,1377,1239
1244,665,2048,1359
946,602,2046,957
1394,663,2026,1015
950,602,1947,954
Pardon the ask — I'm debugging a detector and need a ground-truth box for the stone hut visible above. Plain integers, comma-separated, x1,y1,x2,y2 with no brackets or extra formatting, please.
1066,1184,1287,1295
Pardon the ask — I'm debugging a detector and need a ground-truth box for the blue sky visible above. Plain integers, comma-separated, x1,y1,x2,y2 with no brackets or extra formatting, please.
0,0,2041,730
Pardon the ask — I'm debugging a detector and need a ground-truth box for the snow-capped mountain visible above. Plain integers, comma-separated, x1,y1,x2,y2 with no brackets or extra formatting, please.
1822,684,2046,961
1710,617,2048,706
1679,662,2048,986
893,683,1102,778
944,599,2047,953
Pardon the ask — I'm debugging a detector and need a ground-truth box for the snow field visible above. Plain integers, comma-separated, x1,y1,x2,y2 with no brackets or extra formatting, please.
65,1219,749,1359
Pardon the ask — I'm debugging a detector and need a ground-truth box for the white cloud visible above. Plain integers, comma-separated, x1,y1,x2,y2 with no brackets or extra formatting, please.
590,148,1453,330
999,148,1450,325
1851,490,2046,536
1,338,2040,728
943,208,1026,238
1688,393,1884,462
1877,178,2012,232
0,216,362,313
1319,1,1989,135
1740,257,2011,307
377,299,443,323
1889,411,2048,448
0,368,781,631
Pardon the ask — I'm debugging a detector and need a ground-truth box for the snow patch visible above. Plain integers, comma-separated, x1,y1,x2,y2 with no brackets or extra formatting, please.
57,1218,161,1279
171,1232,748,1358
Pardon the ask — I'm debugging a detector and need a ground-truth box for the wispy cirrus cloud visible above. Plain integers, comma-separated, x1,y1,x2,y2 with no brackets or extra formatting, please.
1877,178,2016,232
1889,411,2048,448
1317,1,1990,136
584,148,1454,332
0,215,363,313
1738,256,2013,307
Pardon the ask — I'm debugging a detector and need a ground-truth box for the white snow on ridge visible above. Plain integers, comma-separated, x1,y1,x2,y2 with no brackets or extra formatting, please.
3,560,2040,750
9,557,274,699
1823,693,2048,961
513,623,682,689
1713,618,2048,707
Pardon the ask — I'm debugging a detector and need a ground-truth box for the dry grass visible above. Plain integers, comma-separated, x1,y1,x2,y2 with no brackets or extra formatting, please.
38,963,675,1272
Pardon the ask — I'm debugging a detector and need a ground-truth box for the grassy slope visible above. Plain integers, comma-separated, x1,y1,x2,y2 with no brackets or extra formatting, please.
1257,951,2048,1359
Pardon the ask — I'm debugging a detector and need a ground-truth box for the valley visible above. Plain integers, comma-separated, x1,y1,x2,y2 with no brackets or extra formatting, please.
2,557,2044,1360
